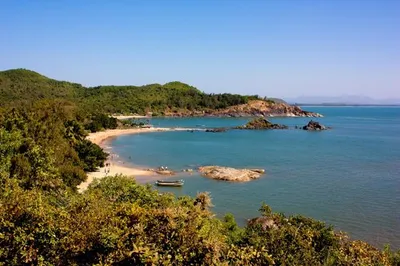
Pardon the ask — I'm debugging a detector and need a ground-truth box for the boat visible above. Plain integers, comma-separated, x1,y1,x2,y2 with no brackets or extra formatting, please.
155,179,184,187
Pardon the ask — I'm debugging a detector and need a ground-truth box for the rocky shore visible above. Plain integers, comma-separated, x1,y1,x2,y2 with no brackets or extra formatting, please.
162,100,323,118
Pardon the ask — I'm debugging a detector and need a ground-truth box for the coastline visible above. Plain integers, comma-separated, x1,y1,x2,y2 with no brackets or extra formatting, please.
78,127,200,191
111,115,151,120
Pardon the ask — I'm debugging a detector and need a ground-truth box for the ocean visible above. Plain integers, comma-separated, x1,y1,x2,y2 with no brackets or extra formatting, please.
110,107,400,249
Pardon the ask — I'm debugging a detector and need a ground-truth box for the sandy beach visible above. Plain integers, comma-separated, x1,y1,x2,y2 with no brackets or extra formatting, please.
86,127,172,146
110,115,151,120
78,127,199,191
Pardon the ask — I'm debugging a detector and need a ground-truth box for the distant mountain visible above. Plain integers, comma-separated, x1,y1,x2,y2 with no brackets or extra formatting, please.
285,95,400,105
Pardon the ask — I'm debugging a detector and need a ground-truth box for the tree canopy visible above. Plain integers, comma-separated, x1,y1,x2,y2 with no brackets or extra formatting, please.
0,69,261,115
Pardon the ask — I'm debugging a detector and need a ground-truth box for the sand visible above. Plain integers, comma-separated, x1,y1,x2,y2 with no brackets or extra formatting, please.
78,127,200,192
86,127,172,146
110,115,151,120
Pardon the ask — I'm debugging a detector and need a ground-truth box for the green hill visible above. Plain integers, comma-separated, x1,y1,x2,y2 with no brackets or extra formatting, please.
0,69,84,104
0,69,259,115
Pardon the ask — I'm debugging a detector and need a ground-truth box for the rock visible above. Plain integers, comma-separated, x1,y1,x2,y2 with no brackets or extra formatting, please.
154,100,324,118
205,128,228,133
182,168,193,172
236,117,288,130
198,166,265,182
302,120,328,131
250,169,265,174
156,170,175,175
247,216,278,230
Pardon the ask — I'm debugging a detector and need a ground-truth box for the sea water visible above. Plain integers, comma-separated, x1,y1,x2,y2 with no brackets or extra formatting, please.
110,107,400,248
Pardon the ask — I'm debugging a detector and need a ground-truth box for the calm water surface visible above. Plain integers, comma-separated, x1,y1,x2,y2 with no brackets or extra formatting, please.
110,107,400,248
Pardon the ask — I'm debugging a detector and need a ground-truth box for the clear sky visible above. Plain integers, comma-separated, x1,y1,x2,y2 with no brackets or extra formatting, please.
1,0,399,99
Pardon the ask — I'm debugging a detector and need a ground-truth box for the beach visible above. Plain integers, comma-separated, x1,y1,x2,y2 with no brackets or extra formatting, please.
110,115,151,120
78,127,199,191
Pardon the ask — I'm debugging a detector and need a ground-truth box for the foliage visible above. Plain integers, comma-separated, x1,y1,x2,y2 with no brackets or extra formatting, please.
84,113,118,132
120,118,150,127
0,176,228,265
238,203,395,265
0,69,83,105
0,100,106,190
0,69,262,115
0,175,396,265
75,139,108,172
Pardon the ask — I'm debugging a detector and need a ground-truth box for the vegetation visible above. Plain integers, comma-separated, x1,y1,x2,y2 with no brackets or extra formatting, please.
0,69,262,115
0,69,399,265
84,113,118,133
120,118,151,128
0,100,107,190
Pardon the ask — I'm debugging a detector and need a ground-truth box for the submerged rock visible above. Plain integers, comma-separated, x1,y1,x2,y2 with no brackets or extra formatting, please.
205,128,228,133
302,120,328,131
236,117,288,130
198,166,265,182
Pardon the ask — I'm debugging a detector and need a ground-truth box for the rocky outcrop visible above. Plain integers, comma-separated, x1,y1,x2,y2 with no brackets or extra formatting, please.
302,120,328,131
205,128,228,133
203,100,323,118
163,100,323,118
198,166,265,182
155,169,175,175
247,216,278,230
236,117,288,130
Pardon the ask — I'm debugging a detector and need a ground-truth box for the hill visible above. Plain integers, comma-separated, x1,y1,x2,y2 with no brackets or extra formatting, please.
0,69,84,104
0,68,321,117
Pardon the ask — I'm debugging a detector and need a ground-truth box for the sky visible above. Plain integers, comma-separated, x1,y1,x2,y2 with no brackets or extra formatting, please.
1,0,399,99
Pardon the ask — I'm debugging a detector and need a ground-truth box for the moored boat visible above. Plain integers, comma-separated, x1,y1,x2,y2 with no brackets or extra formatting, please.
155,179,184,187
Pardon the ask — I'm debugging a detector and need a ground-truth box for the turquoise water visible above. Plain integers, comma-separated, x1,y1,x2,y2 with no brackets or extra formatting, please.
111,107,400,249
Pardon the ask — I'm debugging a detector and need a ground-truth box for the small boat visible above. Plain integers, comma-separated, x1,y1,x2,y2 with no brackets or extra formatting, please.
155,179,184,187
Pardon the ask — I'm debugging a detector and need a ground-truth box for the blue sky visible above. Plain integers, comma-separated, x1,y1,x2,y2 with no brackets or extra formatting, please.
1,0,399,99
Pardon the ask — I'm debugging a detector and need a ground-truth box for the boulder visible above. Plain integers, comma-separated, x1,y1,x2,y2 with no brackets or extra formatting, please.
302,120,328,131
247,216,278,230
236,117,288,130
198,166,265,182
156,169,175,175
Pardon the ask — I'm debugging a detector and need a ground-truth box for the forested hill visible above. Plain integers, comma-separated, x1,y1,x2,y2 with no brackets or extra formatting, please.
0,68,319,117
0,69,84,103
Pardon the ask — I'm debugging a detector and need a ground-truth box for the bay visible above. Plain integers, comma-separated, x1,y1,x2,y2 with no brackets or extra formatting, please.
111,107,400,248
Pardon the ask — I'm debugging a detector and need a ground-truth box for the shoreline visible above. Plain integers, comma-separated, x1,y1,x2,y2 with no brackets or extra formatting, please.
111,115,151,120
78,127,200,191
